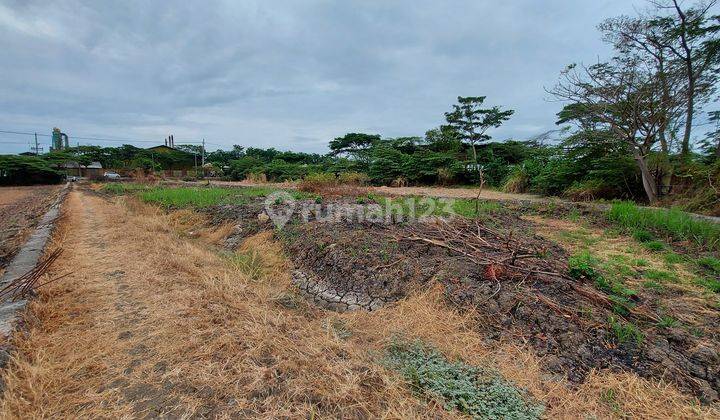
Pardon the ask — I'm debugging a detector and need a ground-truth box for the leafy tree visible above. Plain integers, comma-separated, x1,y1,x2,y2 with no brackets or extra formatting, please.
329,133,381,168
444,96,514,178
0,155,64,185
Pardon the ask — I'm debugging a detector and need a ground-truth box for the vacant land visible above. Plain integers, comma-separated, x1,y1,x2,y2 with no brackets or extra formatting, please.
0,185,62,276
1,183,719,418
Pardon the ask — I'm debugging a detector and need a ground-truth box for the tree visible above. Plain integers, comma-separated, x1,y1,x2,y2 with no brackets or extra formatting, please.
444,96,514,209
328,133,380,168
646,0,720,155
549,57,675,203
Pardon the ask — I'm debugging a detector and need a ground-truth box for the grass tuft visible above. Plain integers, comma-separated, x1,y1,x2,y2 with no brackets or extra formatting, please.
608,316,644,346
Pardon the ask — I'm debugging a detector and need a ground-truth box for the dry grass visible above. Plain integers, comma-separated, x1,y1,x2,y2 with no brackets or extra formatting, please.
1,192,717,418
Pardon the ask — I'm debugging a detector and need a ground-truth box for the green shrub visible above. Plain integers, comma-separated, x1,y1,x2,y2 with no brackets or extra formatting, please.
383,339,544,419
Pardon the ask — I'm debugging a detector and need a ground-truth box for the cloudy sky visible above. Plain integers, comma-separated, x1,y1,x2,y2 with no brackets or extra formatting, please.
1,0,648,154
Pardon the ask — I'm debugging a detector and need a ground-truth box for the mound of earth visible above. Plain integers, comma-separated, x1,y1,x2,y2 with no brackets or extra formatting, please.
278,212,720,402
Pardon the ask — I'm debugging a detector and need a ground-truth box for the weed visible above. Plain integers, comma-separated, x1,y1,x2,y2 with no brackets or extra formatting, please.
567,208,581,222
322,318,352,340
608,201,720,251
383,339,544,419
697,256,720,275
101,183,152,194
608,316,644,346
642,240,666,252
568,250,600,281
657,316,679,328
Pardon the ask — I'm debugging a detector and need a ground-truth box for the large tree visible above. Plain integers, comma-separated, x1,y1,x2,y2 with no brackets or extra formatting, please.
329,133,380,168
550,57,675,204
647,0,720,155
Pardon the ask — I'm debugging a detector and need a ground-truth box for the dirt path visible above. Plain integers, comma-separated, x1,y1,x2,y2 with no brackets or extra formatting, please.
0,190,428,418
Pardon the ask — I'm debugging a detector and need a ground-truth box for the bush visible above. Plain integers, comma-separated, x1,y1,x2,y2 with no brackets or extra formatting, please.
383,339,544,419
0,155,64,186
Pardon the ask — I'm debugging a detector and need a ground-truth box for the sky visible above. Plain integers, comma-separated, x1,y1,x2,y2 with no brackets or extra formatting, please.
0,0,651,154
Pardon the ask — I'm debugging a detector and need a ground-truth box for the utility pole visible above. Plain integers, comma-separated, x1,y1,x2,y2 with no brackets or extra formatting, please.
30,133,43,155
201,138,205,166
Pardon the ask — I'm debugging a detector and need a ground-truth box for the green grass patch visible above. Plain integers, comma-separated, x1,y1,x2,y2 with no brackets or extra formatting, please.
375,196,502,219
383,340,544,419
657,315,679,328
643,269,677,283
662,252,685,265
697,256,720,275
632,229,654,243
101,182,152,194
694,277,720,293
642,240,666,252
642,280,665,291
226,250,264,280
608,201,720,251
136,186,308,208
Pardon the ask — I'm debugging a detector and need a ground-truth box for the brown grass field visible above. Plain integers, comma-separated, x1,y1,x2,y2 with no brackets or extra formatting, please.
0,188,718,418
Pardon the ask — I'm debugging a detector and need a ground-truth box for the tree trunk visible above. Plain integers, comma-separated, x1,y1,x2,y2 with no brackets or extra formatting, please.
633,147,658,204
681,76,694,156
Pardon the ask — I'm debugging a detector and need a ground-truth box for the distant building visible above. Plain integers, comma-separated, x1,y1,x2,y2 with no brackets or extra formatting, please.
55,161,104,178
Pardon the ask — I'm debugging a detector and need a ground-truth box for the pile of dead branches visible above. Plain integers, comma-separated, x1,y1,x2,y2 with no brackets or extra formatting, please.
400,218,565,280
399,218,660,322
0,249,69,301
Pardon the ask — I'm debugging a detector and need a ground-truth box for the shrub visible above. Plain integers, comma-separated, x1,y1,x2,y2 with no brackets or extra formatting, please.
563,179,612,201
0,155,64,186
383,339,544,419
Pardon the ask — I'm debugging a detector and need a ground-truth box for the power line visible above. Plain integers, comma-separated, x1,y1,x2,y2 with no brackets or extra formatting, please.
0,128,219,146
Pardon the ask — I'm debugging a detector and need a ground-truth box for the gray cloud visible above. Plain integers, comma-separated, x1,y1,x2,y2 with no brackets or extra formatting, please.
0,0,643,153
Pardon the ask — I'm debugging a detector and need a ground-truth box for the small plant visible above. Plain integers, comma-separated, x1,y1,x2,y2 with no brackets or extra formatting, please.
633,258,649,267
657,315,679,328
383,339,544,419
608,316,644,346
697,256,720,275
642,240,666,252
632,229,654,243
568,250,600,281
